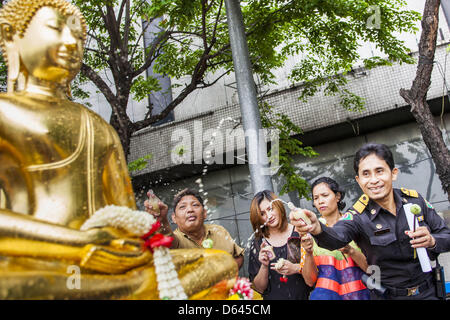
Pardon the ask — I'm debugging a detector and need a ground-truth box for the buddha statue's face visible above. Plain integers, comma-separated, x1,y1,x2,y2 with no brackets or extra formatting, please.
16,6,84,84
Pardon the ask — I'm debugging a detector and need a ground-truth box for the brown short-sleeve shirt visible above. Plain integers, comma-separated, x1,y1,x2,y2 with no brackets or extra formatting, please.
173,224,245,258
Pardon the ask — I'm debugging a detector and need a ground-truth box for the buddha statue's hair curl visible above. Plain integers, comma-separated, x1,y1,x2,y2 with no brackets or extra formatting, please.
0,0,87,51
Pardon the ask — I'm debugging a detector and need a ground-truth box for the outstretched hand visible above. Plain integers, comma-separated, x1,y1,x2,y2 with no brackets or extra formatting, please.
144,190,169,222
289,209,321,235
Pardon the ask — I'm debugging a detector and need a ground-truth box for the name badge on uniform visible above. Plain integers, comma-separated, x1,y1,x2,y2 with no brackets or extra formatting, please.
374,227,390,236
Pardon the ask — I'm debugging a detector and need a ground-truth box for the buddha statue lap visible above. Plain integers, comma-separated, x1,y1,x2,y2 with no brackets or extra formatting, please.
0,0,237,299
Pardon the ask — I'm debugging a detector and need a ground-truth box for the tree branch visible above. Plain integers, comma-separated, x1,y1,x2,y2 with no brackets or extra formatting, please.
132,82,197,131
81,64,119,117
130,12,165,62
85,47,109,57
399,0,450,199
132,30,171,77
104,5,121,54
122,0,131,57
211,0,224,41
198,68,231,88
117,0,129,24
201,0,209,49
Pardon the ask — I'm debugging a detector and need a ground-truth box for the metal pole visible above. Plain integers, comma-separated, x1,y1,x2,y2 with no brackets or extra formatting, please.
224,0,273,194
441,0,450,31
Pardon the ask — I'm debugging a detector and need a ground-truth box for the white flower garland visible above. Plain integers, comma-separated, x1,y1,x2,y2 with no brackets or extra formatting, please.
80,205,187,300
153,246,187,300
80,205,155,236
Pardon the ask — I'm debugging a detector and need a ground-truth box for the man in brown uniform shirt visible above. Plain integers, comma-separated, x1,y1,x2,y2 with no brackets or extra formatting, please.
145,188,244,269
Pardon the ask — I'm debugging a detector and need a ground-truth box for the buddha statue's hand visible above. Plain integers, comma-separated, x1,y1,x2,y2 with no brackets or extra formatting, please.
110,238,143,251
79,243,152,274
84,226,118,244
81,226,151,274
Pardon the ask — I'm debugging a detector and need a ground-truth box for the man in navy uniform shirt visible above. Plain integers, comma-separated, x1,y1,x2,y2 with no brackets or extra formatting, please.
294,143,450,299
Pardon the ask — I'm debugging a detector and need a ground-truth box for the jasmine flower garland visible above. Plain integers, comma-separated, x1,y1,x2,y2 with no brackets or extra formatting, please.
80,205,187,300
80,205,156,235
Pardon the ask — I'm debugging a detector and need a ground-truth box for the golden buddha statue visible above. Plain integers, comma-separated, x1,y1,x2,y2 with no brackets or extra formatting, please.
0,0,237,299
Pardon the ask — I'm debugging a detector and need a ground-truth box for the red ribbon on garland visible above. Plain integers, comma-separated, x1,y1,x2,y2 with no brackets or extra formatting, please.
141,221,173,252
140,220,161,240
144,233,174,252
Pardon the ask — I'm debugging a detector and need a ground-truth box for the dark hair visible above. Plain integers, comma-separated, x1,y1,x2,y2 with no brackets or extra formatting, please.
354,143,395,175
173,188,203,211
249,190,288,239
311,177,346,211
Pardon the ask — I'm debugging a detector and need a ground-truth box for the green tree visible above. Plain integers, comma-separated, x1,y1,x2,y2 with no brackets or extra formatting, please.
69,0,419,164
400,0,450,202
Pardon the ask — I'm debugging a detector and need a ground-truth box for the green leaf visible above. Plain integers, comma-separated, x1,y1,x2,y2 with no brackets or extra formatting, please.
128,154,153,173
130,75,162,102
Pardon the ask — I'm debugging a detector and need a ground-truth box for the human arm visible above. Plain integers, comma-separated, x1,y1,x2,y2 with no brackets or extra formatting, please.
405,196,450,255
290,209,359,251
290,209,322,235
288,211,317,286
249,241,271,294
339,244,368,272
299,233,318,287
252,254,270,293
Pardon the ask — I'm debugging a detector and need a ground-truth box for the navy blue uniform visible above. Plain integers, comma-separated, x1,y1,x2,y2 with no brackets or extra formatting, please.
313,188,450,299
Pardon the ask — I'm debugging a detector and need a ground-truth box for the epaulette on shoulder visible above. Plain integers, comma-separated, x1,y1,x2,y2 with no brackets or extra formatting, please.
351,194,369,214
400,187,419,198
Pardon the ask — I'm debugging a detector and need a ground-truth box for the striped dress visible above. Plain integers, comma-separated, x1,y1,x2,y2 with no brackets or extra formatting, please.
309,219,370,300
